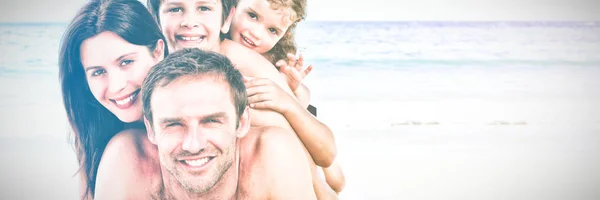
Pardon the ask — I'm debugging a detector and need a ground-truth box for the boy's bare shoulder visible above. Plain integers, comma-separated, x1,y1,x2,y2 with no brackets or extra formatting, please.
220,39,252,56
220,39,294,93
219,39,273,76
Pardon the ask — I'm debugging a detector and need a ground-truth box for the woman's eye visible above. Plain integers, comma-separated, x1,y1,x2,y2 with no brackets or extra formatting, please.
91,69,106,77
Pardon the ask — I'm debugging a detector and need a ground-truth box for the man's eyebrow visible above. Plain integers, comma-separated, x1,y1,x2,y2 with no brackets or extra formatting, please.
196,0,218,4
159,117,183,125
202,112,228,120
158,112,227,124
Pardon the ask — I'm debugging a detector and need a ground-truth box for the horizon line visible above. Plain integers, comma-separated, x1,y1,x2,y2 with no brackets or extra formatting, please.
0,20,598,25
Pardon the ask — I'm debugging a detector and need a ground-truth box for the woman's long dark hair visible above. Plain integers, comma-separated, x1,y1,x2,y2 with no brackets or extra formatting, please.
58,0,167,199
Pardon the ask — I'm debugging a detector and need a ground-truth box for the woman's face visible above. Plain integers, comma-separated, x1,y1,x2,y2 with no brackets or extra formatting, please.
80,31,164,123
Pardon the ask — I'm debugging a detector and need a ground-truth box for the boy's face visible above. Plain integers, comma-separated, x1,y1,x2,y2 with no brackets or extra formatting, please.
229,0,293,54
158,0,232,52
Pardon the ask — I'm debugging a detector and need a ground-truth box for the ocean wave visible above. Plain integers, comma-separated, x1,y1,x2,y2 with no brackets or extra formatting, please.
0,67,55,76
310,58,600,68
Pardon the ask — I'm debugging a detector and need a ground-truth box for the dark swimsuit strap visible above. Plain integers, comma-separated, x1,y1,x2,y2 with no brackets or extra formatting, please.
307,104,317,117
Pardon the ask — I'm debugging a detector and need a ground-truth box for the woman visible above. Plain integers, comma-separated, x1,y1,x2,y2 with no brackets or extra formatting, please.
58,0,167,198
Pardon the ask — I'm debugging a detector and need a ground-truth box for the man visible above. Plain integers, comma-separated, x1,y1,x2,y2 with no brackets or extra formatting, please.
145,0,343,197
95,48,316,199
146,0,344,196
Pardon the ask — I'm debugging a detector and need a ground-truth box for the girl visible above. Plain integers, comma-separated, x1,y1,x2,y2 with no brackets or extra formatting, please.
229,0,312,97
228,0,346,193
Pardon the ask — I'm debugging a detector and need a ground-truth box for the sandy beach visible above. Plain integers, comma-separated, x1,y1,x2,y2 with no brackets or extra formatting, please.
2,64,600,199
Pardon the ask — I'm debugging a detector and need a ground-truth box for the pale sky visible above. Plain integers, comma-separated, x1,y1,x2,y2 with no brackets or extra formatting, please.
0,0,599,23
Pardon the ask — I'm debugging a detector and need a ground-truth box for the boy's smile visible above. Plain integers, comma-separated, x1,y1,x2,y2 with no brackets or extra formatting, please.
159,0,231,52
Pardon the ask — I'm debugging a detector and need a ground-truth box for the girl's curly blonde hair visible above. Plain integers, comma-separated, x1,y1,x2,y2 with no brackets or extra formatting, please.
263,0,307,64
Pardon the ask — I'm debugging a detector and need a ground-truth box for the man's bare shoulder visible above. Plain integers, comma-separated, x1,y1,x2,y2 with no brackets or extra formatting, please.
95,129,162,199
239,126,300,165
238,127,317,200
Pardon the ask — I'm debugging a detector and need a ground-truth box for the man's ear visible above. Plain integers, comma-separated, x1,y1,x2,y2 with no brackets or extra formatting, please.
144,117,157,144
236,106,250,138
153,39,165,63
221,7,235,34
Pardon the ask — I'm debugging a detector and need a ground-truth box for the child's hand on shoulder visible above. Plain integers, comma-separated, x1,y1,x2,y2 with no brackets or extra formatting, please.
244,76,298,115
275,53,313,93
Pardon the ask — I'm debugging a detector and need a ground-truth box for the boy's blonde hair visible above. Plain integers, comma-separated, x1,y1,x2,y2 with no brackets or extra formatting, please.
263,0,307,63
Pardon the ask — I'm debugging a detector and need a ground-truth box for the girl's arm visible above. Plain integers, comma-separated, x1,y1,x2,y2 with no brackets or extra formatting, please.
293,82,311,109
245,78,337,167
225,40,337,167
221,40,294,132
282,95,337,167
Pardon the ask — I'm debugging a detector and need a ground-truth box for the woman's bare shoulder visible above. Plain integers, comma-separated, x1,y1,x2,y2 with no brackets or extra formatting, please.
106,129,156,160
95,129,161,199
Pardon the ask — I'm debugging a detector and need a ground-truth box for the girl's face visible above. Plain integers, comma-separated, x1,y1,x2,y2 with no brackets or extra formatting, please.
80,31,164,123
229,0,294,54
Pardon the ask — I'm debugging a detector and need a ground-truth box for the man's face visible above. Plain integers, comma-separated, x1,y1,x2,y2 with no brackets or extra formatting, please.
158,0,231,52
147,75,243,193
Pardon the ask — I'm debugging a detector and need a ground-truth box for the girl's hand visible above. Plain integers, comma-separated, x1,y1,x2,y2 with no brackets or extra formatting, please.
244,76,297,115
275,53,313,93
